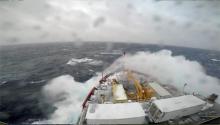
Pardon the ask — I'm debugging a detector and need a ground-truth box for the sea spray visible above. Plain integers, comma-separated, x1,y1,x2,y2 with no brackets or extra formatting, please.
33,74,101,124
105,50,220,103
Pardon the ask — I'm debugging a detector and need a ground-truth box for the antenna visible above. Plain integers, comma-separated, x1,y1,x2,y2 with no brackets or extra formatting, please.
183,83,187,95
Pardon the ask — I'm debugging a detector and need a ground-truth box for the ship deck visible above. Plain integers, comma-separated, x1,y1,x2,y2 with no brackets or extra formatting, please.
77,71,220,125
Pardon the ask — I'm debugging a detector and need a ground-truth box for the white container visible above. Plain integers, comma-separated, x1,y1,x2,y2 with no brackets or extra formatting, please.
86,102,147,124
148,82,171,99
148,95,206,123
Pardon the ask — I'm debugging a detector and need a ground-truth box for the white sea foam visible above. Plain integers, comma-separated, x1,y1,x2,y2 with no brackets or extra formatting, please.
0,81,7,86
33,74,101,124
211,58,220,62
88,60,103,65
66,58,93,66
29,80,46,84
66,58,102,66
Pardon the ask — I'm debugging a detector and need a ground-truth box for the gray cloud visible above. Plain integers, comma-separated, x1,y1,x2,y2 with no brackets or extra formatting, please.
0,21,15,30
6,37,20,43
40,33,49,39
174,1,183,6
32,25,42,30
168,19,176,26
152,14,162,22
93,16,106,28
184,22,193,29
0,0,220,50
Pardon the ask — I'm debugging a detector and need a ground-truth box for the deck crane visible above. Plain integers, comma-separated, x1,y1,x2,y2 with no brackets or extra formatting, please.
126,70,154,101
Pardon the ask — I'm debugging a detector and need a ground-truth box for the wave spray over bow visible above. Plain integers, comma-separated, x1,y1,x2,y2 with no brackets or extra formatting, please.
35,50,220,124
33,75,100,124
106,50,220,102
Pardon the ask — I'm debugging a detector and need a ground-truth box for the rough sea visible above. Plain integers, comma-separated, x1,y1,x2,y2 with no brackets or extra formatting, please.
0,42,220,124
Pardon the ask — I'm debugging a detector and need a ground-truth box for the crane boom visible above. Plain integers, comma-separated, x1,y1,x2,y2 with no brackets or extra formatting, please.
126,70,155,101
126,70,144,100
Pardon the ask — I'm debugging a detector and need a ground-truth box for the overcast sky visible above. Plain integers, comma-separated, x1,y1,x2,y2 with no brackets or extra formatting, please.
0,0,219,50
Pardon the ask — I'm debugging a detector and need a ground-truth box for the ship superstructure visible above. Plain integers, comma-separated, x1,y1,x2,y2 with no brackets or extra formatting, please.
77,70,220,125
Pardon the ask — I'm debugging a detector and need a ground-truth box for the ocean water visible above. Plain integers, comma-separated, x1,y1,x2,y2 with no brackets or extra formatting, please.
0,42,220,123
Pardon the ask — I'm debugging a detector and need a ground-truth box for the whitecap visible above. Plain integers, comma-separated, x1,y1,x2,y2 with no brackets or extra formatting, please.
87,60,103,66
29,80,46,84
66,58,102,66
0,81,7,86
66,58,93,66
211,58,220,62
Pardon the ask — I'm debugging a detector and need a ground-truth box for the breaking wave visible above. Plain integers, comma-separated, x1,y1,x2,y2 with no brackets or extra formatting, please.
66,58,102,66
0,81,7,86
105,50,220,103
33,74,101,124
211,58,220,62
